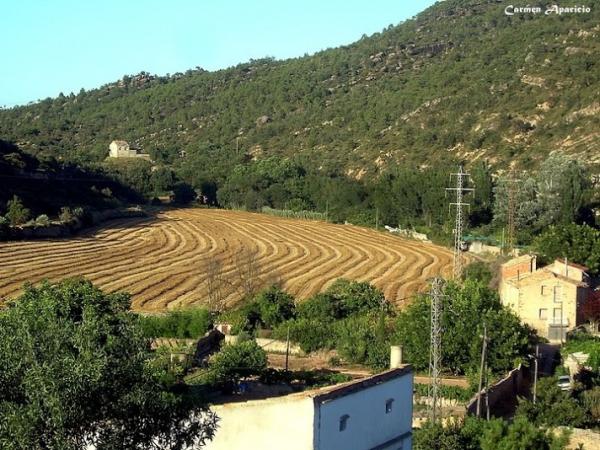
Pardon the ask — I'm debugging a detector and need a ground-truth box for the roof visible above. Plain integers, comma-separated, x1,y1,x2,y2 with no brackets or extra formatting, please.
210,365,413,408
309,366,412,403
110,140,128,146
501,254,535,267
554,258,589,272
505,268,588,288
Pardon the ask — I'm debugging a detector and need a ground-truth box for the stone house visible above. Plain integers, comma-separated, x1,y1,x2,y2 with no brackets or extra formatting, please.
108,140,151,160
499,255,590,342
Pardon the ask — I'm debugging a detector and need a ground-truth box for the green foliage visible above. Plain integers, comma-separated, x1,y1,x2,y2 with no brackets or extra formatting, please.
274,318,335,353
515,377,587,428
139,308,213,338
254,285,296,329
533,223,600,275
394,280,534,375
172,181,196,205
207,340,267,392
414,417,567,450
5,195,30,226
413,383,473,402
0,278,216,449
462,261,493,286
479,416,568,450
34,214,50,228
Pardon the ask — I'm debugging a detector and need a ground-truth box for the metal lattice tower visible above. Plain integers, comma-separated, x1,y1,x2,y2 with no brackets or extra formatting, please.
428,277,445,423
446,166,473,280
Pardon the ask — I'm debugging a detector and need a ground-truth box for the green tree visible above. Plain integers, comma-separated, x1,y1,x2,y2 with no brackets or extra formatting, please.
208,340,267,393
533,223,600,275
254,285,296,329
515,377,587,428
172,181,197,205
394,280,534,375
5,195,30,226
0,278,217,450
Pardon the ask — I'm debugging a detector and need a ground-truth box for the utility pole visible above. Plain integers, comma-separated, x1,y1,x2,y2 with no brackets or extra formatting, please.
533,344,539,404
476,323,488,418
428,277,445,423
505,169,521,254
446,165,474,280
285,324,290,372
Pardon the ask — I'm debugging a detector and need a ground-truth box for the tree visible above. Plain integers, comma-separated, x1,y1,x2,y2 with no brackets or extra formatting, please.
204,257,227,313
172,182,197,205
394,280,534,375
233,246,263,299
207,340,267,393
254,285,295,328
0,278,217,449
532,223,600,275
5,195,30,226
515,377,587,428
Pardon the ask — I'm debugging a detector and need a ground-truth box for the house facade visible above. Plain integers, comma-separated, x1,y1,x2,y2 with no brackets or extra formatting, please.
108,140,151,160
499,255,590,342
205,366,413,450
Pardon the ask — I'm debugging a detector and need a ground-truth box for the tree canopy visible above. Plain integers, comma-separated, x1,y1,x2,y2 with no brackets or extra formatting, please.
0,278,216,450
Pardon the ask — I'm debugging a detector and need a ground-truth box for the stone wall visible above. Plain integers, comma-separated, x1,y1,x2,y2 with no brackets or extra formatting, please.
466,364,527,417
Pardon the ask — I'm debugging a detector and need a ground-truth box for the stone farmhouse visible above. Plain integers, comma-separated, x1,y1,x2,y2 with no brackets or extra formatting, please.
499,255,591,342
205,365,413,450
108,140,151,160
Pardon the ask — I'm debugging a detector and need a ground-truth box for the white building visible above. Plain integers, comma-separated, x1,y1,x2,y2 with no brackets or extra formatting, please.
108,140,151,160
205,366,413,450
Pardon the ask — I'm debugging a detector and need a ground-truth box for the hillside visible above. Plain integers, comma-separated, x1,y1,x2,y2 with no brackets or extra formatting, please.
0,0,598,179
0,139,141,217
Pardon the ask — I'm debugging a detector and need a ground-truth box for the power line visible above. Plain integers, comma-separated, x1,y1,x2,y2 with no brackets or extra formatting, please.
446,165,473,280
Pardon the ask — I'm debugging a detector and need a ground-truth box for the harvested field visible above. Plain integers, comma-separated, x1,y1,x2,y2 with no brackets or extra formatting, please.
0,209,454,311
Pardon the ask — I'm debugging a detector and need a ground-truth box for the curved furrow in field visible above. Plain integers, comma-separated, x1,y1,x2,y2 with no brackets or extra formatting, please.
0,208,455,310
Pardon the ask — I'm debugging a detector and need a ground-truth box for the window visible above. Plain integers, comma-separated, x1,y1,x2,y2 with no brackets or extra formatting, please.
339,414,350,432
386,398,394,414
541,285,547,295
539,308,547,320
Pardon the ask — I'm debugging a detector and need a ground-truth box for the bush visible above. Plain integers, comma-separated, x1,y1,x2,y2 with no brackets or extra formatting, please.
255,285,296,328
207,340,267,392
34,214,50,228
139,308,213,338
273,318,335,353
59,206,74,223
0,216,9,238
172,182,196,204
6,195,30,226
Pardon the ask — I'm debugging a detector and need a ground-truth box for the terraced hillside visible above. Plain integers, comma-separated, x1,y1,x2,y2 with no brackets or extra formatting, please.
0,209,453,310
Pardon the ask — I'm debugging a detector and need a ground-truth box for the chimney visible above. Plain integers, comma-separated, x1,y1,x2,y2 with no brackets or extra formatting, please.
390,345,403,369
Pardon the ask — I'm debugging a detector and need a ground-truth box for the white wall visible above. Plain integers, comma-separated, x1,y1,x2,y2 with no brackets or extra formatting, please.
315,374,413,450
205,394,315,450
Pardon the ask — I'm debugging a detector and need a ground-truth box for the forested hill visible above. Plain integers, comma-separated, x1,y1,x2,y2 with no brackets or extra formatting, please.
0,0,599,178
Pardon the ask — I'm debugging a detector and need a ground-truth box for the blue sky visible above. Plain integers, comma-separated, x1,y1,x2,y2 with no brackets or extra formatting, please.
2,0,438,107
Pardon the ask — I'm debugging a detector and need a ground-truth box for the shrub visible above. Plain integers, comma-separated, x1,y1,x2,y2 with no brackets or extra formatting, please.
207,340,267,392
139,308,213,338
6,195,30,226
273,318,335,353
34,214,50,228
59,206,74,223
255,285,296,328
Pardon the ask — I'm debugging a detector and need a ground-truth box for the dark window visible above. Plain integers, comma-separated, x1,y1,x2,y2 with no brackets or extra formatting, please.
386,398,394,414
339,414,350,431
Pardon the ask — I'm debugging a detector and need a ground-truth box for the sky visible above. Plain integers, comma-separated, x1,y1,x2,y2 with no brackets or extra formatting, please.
1,0,438,107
